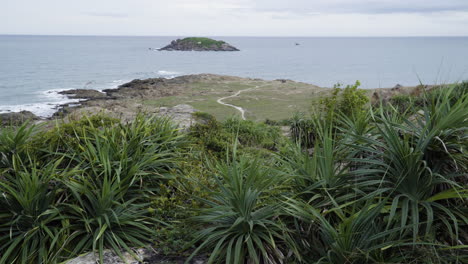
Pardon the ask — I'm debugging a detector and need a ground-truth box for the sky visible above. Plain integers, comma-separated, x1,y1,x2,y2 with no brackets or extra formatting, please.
2,0,468,36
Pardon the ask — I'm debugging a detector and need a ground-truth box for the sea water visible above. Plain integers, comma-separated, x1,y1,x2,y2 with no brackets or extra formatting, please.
1,35,467,116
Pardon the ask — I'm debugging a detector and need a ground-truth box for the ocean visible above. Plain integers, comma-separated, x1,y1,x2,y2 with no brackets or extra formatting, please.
1,35,467,117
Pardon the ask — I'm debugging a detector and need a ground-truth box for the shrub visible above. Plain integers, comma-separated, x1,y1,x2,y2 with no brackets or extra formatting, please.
0,158,71,264
190,114,285,157
190,114,234,155
0,122,37,172
0,114,187,263
187,155,296,263
223,117,282,150
319,81,369,118
149,163,215,255
63,171,156,262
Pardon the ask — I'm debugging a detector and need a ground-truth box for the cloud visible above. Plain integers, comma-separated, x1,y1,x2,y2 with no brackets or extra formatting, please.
2,0,468,36
248,0,468,16
83,11,129,18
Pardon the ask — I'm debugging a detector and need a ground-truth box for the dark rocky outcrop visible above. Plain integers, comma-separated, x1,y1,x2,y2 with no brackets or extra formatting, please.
59,89,110,100
158,37,239,51
0,111,39,126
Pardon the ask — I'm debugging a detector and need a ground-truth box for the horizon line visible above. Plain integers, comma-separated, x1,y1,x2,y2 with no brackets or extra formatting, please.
1,33,468,38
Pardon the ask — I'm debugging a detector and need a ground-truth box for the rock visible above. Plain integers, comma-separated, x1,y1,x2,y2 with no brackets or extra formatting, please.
65,248,152,264
59,89,109,100
158,104,198,129
64,248,207,264
158,37,239,51
372,84,407,105
0,111,39,126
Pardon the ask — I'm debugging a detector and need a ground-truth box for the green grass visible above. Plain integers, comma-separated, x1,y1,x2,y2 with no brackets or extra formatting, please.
143,81,327,121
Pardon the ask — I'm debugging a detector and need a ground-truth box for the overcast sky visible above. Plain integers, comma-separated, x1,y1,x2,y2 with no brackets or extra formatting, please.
2,0,468,36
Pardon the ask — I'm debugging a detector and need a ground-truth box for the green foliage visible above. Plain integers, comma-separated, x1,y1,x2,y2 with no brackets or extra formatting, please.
320,81,369,117
1,86,467,263
188,155,295,264
0,122,37,172
180,37,226,48
190,113,234,155
31,114,120,164
0,114,187,263
277,86,467,263
149,154,216,256
223,117,282,150
63,171,156,263
388,93,425,113
292,81,369,148
0,158,71,264
190,113,285,157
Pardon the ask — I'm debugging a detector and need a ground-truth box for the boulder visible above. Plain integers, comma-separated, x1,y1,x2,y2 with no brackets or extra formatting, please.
0,111,39,126
158,104,197,129
64,248,206,264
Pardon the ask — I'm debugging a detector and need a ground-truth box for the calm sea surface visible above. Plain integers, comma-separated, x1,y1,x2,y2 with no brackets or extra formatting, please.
1,35,467,116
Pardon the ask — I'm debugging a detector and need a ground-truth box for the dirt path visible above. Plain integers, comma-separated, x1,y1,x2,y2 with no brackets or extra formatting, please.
216,87,254,120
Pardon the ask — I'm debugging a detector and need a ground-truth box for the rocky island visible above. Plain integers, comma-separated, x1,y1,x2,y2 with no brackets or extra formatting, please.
158,37,239,51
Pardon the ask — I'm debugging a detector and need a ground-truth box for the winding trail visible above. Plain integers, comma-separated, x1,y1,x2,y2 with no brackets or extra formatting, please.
216,87,254,120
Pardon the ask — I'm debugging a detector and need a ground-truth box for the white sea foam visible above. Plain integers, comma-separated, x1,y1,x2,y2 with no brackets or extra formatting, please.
0,89,81,118
94,79,129,92
0,103,59,117
0,78,135,117
157,70,181,76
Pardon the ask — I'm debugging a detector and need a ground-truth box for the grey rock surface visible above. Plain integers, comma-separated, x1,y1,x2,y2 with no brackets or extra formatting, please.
0,110,39,126
157,104,197,129
64,248,206,264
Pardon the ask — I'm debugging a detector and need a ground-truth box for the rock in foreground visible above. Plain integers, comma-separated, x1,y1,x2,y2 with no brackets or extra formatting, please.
64,248,206,264
158,37,239,51
0,111,39,126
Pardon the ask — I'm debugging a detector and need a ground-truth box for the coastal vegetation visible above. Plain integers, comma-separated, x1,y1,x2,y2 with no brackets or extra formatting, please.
0,82,467,263
158,37,239,51
179,37,227,48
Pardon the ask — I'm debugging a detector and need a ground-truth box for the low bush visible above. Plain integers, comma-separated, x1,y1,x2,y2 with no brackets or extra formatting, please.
0,114,189,263
187,154,296,263
190,113,285,156
319,81,369,118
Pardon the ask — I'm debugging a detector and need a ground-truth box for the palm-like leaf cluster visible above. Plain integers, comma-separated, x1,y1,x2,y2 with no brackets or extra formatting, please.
0,115,183,263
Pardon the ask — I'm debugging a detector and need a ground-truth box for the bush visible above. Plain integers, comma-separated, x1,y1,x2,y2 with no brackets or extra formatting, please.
190,114,285,157
0,122,37,172
0,159,71,264
223,117,282,150
319,81,369,117
0,114,188,263
187,155,295,263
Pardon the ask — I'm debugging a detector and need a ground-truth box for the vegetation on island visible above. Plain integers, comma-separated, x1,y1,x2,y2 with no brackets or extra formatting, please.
158,37,239,51
0,82,467,263
179,37,227,48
